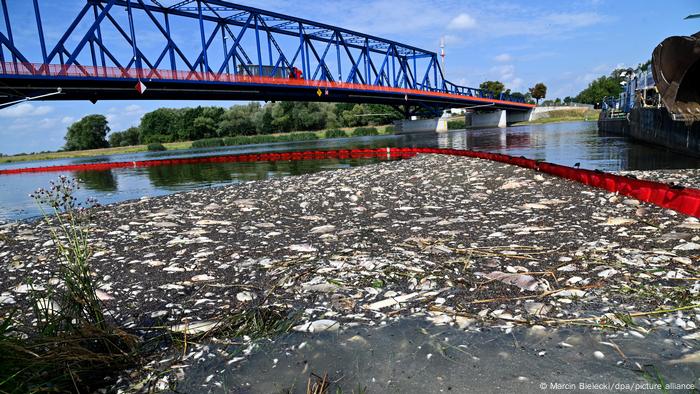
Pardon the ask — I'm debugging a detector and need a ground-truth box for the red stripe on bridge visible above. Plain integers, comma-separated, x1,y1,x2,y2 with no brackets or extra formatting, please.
2,147,698,218
1,63,535,109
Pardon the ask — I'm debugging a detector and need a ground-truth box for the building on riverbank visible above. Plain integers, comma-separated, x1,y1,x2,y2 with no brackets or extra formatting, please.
598,31,700,157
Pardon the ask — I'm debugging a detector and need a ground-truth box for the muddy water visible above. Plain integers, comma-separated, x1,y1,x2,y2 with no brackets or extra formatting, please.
172,319,698,393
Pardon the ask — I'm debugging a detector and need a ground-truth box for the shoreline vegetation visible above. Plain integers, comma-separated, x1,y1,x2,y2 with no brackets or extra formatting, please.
0,125,395,165
446,108,600,130
514,108,600,125
2,101,404,164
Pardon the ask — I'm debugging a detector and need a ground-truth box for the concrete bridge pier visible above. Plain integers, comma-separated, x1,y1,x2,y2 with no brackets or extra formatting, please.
467,110,507,128
505,109,534,124
393,116,449,134
466,109,533,128
394,109,533,134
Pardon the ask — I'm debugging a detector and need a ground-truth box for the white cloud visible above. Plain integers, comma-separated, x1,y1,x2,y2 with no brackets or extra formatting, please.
491,64,516,81
507,77,523,90
448,13,477,30
61,116,75,125
0,103,54,118
124,104,143,114
494,53,512,63
443,34,463,45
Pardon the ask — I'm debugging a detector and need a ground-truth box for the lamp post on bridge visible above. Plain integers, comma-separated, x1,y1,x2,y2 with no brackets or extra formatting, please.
222,35,230,75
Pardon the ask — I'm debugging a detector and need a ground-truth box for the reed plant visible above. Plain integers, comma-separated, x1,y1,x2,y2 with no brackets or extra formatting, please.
0,177,137,393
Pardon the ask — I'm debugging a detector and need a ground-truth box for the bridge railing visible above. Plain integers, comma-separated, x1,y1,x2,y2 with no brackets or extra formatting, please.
443,80,527,104
0,61,533,107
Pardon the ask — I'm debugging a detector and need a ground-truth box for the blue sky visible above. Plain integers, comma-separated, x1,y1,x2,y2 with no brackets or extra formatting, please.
0,0,698,155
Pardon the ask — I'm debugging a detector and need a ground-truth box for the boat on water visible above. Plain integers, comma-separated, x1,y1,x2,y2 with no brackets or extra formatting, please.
598,31,700,157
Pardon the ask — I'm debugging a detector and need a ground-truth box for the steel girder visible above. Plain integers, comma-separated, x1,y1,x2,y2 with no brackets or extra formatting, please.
0,0,528,105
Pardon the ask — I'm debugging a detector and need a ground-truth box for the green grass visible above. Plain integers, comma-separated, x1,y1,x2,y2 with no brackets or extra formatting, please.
447,118,466,130
352,127,379,136
324,129,348,138
0,141,193,164
191,138,225,148
192,132,321,148
514,109,600,125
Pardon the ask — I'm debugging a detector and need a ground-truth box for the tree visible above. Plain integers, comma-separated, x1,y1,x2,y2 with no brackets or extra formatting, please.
64,115,110,151
193,116,218,138
529,83,547,104
479,80,505,97
509,91,526,101
575,72,624,105
108,131,123,148
121,126,141,146
218,102,260,136
139,108,180,143
108,126,141,147
563,96,573,104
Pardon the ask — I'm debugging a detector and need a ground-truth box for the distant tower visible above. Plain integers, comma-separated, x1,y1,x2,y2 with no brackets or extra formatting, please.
440,36,446,76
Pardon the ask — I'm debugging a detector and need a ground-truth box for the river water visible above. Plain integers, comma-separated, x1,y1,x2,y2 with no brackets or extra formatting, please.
2,121,699,221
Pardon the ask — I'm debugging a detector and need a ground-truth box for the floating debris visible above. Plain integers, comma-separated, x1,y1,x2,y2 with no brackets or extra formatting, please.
1,154,699,391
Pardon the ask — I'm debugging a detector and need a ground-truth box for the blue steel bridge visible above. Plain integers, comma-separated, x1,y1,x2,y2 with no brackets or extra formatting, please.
0,0,533,117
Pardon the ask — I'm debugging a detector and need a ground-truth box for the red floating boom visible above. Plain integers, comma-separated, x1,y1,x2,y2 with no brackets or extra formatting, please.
1,148,699,218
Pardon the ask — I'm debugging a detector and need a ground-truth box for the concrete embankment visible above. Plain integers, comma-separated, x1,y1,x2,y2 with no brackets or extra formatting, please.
1,154,699,389
599,107,700,158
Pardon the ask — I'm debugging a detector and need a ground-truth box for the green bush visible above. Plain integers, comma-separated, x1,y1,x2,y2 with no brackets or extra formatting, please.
352,127,379,137
142,133,173,144
447,119,466,130
325,129,347,138
191,138,224,148
384,125,396,134
217,132,319,147
146,142,166,151
283,132,318,142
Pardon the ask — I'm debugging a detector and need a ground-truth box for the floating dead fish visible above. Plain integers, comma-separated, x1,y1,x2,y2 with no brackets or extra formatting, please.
288,244,317,253
292,319,340,333
191,274,216,282
169,320,220,334
482,271,542,291
309,225,336,234
601,217,636,226
195,220,232,226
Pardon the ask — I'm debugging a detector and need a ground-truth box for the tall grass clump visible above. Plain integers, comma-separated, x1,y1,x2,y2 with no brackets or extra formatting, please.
383,125,396,134
352,127,378,137
324,129,347,139
0,176,137,393
219,132,318,147
191,138,225,148
147,142,166,151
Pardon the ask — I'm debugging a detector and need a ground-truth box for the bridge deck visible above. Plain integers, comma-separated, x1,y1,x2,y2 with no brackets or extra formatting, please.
0,63,534,111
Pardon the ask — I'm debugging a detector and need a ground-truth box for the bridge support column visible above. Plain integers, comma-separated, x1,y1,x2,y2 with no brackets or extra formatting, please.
466,110,507,128
394,117,449,134
505,109,534,125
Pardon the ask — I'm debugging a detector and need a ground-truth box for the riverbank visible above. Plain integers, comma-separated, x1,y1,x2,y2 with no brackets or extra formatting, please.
0,125,394,164
1,154,699,390
0,141,193,164
514,108,600,125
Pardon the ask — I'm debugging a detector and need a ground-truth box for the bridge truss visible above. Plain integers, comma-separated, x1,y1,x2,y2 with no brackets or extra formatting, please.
0,0,532,115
